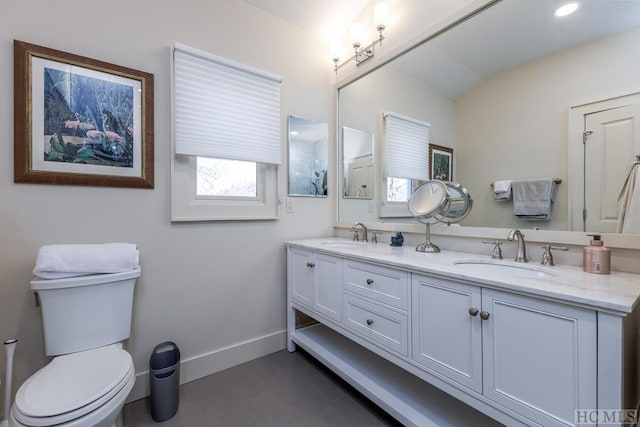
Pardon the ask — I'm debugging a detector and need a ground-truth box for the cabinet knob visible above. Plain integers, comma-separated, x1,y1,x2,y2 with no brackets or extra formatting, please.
480,311,490,320
366,278,374,285
468,307,479,316
306,262,315,268
366,319,374,326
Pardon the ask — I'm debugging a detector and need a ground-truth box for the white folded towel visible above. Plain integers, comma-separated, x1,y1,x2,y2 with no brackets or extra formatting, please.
33,243,139,279
493,180,512,201
512,178,555,220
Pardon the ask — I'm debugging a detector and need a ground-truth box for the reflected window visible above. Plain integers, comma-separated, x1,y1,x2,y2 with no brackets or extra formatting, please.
386,177,425,202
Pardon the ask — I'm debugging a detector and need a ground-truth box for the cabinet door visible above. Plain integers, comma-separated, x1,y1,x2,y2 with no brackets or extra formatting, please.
289,247,314,307
411,275,482,393
313,253,343,322
482,289,597,427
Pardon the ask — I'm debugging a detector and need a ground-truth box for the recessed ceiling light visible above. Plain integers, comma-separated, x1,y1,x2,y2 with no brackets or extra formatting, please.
555,2,579,17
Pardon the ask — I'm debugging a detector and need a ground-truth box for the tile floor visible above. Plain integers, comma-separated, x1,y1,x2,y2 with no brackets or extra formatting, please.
123,349,403,426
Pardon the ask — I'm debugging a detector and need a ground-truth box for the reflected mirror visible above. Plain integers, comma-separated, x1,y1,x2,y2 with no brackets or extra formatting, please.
342,127,374,199
288,116,328,197
337,0,640,234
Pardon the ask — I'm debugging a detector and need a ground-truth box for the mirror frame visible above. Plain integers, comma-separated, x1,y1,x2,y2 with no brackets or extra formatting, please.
334,0,640,250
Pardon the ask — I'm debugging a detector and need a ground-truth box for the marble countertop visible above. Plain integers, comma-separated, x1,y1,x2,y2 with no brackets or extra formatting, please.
286,238,640,314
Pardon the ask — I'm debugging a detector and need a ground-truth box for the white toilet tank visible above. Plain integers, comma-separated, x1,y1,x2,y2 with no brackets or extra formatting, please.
30,268,141,356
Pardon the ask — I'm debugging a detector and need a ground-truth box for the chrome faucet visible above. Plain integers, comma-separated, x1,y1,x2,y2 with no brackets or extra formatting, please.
507,229,528,262
352,222,368,242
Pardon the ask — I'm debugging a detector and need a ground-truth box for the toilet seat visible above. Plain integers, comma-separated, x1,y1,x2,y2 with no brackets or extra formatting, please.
13,344,134,426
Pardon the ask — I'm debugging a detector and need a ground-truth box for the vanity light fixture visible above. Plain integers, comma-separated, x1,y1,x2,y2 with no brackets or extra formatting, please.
555,2,578,17
331,1,389,73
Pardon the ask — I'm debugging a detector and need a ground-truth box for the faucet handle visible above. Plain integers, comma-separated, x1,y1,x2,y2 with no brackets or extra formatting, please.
540,244,569,266
482,240,503,259
351,228,360,241
370,231,382,244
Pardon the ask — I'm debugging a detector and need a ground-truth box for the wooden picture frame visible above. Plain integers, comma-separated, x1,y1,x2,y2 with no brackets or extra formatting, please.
14,40,154,188
429,144,453,181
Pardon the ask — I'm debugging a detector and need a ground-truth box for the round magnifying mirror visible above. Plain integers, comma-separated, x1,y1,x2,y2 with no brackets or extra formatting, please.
408,180,448,219
409,180,473,253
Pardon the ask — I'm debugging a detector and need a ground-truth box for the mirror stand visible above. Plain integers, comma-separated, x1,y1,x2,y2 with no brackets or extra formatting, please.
416,222,440,253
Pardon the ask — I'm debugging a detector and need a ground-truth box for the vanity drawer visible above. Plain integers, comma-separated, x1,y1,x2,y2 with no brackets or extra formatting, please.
344,260,409,310
343,294,408,356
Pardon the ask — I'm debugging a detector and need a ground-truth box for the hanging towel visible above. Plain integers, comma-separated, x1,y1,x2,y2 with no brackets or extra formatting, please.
617,164,640,233
512,178,555,220
493,180,512,201
33,243,139,279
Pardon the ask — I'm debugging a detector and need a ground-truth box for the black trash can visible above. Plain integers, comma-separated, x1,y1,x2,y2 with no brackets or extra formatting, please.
149,341,180,422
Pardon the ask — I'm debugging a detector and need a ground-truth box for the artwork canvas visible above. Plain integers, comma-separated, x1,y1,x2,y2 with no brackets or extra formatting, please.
14,40,154,188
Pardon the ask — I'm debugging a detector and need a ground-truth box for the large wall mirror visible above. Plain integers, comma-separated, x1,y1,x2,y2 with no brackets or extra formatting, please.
337,0,640,245
288,115,328,197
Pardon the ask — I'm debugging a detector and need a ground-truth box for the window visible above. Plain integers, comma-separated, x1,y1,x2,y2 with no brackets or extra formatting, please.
170,43,282,221
381,112,430,217
196,158,257,198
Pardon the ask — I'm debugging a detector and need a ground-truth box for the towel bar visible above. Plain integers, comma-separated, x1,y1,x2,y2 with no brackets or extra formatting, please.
490,178,562,188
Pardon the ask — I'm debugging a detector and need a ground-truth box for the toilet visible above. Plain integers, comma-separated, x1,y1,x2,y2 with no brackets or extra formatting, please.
10,268,141,427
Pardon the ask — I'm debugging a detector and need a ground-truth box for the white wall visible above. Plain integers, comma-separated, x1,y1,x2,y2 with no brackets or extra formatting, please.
457,26,640,230
0,0,336,410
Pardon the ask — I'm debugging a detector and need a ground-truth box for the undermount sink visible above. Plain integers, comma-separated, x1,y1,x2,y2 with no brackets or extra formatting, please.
453,260,557,279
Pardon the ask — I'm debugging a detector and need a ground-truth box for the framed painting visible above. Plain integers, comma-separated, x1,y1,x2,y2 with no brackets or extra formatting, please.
429,144,453,181
14,40,154,188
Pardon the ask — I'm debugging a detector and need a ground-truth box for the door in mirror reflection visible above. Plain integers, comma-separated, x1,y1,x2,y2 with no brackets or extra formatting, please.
342,127,373,199
288,116,328,197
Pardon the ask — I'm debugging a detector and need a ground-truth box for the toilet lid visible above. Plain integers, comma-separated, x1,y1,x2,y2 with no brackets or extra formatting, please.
15,344,133,419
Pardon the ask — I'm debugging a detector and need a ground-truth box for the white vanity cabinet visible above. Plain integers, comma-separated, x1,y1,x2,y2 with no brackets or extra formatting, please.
287,239,640,427
289,247,342,323
412,274,597,427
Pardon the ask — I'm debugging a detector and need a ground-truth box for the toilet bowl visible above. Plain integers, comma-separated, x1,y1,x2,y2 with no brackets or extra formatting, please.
9,344,135,427
10,268,141,427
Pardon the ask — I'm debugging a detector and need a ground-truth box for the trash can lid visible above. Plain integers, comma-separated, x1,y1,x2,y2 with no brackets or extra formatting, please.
15,344,133,418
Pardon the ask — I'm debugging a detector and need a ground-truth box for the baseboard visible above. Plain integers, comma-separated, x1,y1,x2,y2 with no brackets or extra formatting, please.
127,329,287,403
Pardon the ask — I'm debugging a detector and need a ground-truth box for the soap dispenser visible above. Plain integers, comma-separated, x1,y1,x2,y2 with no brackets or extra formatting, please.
583,234,610,274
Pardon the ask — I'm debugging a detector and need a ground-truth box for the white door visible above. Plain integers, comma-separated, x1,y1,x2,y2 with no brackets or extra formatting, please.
347,154,374,198
584,104,640,232
482,289,597,427
411,275,482,393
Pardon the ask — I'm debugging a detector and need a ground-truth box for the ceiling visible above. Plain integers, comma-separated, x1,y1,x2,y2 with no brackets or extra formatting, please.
390,0,640,99
241,0,371,40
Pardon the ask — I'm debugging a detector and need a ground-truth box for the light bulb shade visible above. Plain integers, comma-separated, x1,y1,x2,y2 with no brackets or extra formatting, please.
329,39,342,61
374,2,389,30
349,23,364,48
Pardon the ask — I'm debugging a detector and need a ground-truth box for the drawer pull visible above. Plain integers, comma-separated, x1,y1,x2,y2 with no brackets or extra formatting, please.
366,319,374,326
366,278,374,285
480,311,490,320
468,307,479,316
306,262,316,268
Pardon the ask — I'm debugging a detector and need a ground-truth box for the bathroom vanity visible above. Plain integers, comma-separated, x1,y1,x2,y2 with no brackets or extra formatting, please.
286,238,640,427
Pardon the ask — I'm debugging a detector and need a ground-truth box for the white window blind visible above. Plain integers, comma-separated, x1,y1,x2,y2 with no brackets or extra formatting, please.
173,43,283,164
383,112,430,181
